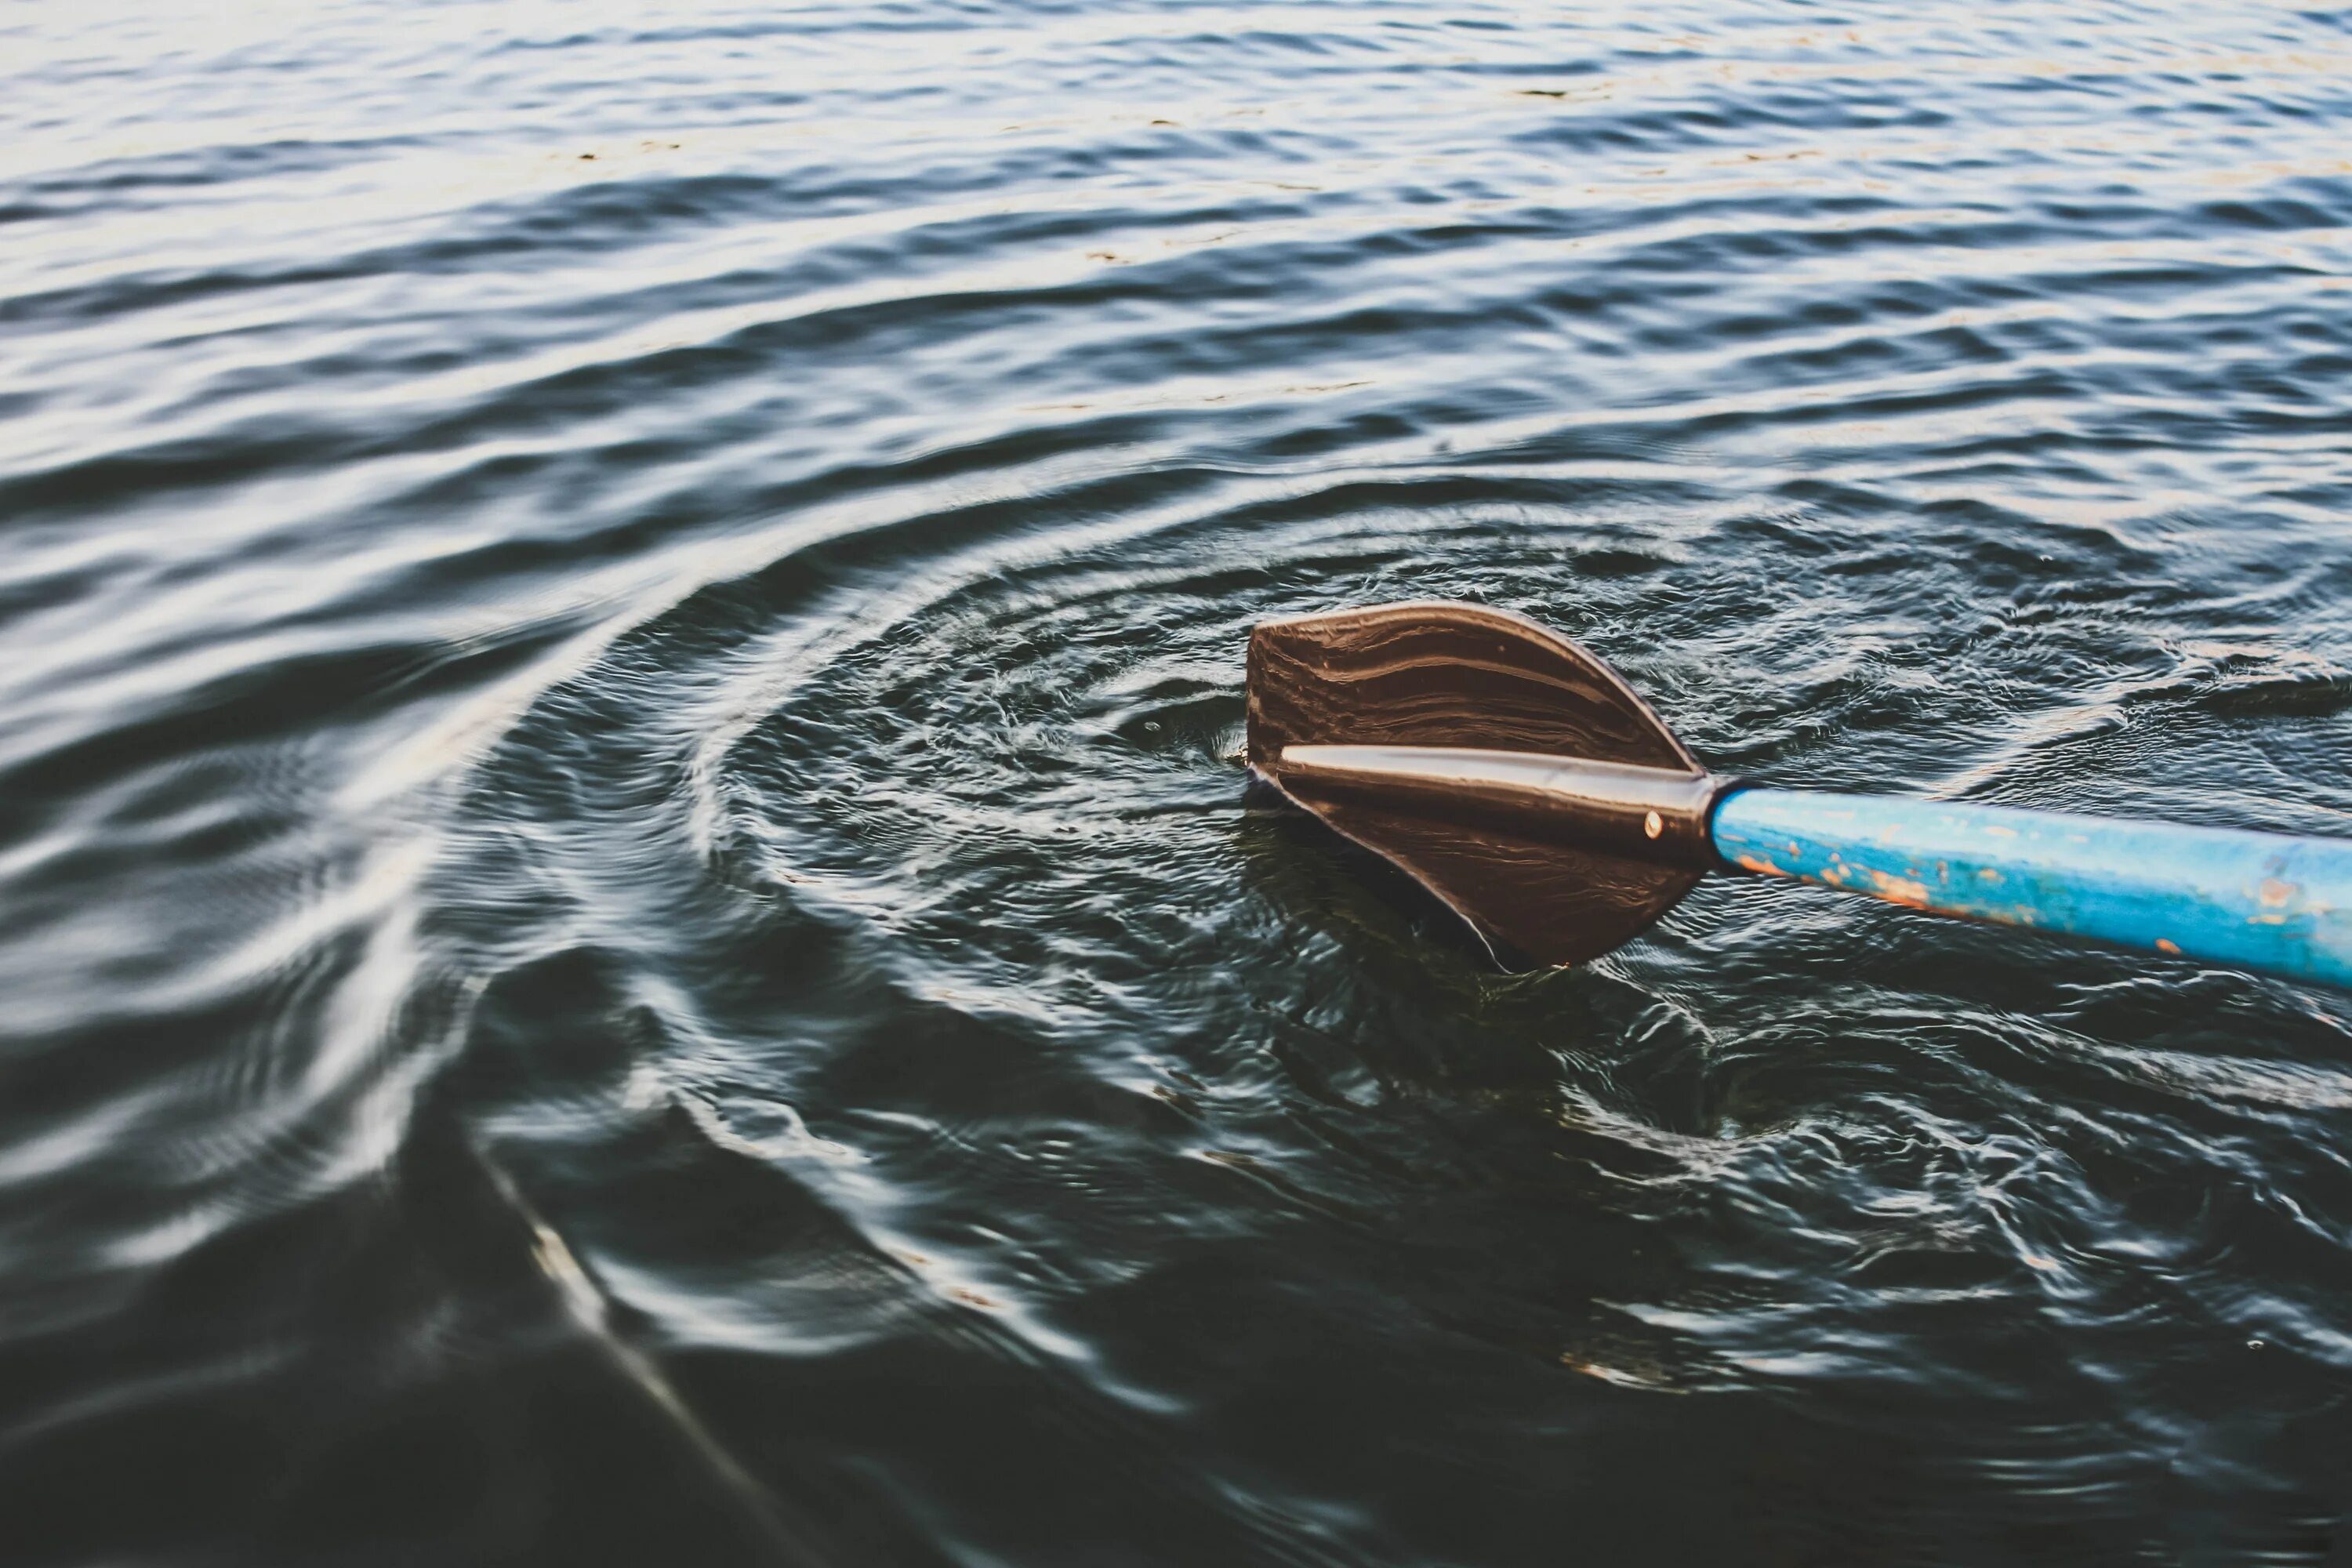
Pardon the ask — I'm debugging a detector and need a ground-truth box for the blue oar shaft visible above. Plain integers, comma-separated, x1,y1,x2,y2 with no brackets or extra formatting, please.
1711,789,2352,989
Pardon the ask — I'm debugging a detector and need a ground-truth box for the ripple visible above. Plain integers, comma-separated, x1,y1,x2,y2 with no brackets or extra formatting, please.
9,0,2352,1560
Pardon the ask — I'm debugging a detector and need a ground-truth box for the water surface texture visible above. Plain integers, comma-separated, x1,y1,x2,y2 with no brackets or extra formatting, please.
9,2,2352,1563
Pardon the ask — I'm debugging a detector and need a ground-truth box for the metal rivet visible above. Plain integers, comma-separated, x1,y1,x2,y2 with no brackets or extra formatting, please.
1644,810,1664,840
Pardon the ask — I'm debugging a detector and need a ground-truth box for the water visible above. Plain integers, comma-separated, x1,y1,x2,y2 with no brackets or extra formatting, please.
7,1,2352,1561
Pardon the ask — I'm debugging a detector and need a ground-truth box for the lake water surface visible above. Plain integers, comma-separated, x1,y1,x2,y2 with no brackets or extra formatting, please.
9,2,2352,1562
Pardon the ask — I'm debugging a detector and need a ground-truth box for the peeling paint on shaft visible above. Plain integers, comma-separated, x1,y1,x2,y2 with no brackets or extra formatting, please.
1709,788,2352,990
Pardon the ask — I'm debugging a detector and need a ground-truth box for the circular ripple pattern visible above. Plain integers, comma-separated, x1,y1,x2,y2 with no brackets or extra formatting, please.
6,0,2352,1563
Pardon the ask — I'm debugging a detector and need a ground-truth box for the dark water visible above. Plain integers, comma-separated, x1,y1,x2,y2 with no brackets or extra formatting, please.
9,2,2352,1563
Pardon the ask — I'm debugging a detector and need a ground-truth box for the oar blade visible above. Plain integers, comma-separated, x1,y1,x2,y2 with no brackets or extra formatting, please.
1247,601,1708,967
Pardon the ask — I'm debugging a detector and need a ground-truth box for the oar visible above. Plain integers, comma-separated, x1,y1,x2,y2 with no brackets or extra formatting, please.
1247,600,2352,988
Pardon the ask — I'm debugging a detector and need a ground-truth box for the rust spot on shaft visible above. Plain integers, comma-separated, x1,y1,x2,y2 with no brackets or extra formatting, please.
1866,869,1934,908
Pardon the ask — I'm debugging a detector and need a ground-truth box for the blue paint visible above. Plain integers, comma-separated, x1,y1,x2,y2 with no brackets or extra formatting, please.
1709,789,2352,989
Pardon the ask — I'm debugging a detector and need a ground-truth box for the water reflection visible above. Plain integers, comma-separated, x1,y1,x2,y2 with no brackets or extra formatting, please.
5,0,2352,1561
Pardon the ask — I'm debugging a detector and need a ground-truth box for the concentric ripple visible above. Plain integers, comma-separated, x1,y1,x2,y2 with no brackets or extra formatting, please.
7,0,2352,1562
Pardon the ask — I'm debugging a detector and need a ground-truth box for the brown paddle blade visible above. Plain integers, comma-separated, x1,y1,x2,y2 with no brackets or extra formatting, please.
1246,601,1716,967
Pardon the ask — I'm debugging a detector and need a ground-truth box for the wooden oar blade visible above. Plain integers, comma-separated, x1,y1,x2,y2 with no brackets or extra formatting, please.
1246,601,1698,775
1246,601,1708,967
